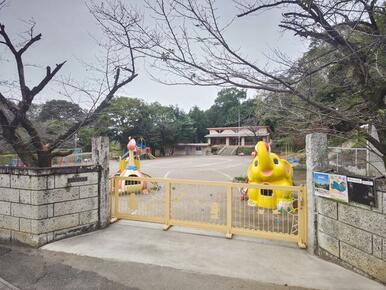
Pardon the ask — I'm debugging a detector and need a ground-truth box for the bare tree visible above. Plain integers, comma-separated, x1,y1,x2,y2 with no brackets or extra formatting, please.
95,0,386,166
0,2,140,167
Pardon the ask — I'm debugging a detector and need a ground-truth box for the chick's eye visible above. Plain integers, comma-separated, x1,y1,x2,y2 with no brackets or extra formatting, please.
273,159,279,165
254,160,258,167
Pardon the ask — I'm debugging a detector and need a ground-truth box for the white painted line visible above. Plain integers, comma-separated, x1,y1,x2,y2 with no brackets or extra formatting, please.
164,170,171,178
209,169,233,181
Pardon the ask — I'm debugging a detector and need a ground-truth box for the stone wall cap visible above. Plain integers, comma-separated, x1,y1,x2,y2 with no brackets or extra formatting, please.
0,165,100,176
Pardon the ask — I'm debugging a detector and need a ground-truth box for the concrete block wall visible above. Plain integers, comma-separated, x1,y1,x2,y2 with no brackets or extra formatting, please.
316,180,386,283
0,166,100,247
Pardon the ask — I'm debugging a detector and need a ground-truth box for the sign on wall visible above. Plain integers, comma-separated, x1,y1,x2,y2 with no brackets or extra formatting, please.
313,172,377,206
313,172,349,203
347,177,376,207
313,172,330,197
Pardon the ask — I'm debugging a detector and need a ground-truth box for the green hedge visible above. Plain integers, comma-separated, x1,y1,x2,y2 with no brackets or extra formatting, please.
211,147,219,154
233,175,248,183
237,147,254,155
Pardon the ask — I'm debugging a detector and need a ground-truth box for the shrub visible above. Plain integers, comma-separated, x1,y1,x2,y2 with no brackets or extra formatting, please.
211,147,219,154
233,175,248,183
237,147,254,155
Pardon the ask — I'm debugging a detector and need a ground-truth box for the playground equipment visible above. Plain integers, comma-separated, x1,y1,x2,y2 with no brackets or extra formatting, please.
118,137,152,173
247,141,294,209
118,138,147,193
136,137,156,160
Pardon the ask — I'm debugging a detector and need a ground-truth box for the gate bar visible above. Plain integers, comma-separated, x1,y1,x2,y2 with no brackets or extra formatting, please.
164,181,172,231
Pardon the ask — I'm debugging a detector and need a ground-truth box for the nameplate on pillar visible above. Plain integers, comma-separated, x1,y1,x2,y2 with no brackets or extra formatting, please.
68,176,88,183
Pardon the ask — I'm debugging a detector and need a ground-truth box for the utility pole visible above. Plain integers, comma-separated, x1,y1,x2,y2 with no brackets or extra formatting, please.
238,105,241,146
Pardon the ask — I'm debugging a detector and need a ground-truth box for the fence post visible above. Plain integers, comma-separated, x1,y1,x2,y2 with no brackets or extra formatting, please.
336,151,339,171
92,136,110,228
109,177,114,220
113,177,119,219
226,185,232,239
306,133,328,255
297,186,307,248
164,181,172,230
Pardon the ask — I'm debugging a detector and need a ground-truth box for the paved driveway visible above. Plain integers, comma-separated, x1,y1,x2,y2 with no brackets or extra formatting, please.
42,221,385,290
110,155,252,181
110,155,307,184
0,243,307,290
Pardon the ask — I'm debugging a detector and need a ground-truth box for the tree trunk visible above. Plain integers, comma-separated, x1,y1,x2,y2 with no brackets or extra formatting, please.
376,130,386,170
2,131,38,167
366,126,386,173
37,150,52,167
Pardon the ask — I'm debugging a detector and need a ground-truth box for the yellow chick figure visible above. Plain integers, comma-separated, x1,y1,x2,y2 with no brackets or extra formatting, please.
247,141,294,209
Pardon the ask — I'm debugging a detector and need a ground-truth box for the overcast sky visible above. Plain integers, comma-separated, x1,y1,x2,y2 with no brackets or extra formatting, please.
0,0,307,111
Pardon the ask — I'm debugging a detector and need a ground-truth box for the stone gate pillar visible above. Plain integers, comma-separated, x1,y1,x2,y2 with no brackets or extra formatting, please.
306,133,328,254
92,137,110,228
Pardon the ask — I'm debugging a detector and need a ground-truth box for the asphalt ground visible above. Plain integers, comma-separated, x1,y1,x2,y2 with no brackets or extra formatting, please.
109,155,307,184
42,221,386,290
0,243,311,290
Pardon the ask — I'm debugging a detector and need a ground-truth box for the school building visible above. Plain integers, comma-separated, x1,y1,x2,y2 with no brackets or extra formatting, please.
205,126,271,147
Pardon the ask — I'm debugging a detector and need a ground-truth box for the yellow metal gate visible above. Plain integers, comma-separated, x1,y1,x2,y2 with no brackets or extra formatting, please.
110,176,307,248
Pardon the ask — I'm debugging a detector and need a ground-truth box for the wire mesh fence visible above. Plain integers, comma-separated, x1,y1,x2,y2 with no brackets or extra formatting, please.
0,152,94,167
328,147,368,175
52,152,93,167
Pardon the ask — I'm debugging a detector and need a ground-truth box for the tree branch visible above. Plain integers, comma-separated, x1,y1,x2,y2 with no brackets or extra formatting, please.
30,62,66,98
50,70,138,151
52,150,74,158
237,1,297,18
18,33,42,55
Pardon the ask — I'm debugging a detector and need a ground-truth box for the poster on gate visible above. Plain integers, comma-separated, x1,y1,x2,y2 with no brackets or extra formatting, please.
313,172,349,203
